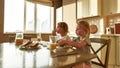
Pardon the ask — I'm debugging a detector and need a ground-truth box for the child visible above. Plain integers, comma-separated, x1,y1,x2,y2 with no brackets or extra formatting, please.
57,21,92,68
52,22,71,41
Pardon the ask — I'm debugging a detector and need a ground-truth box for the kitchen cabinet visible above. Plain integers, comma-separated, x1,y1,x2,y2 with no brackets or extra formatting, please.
77,0,101,18
102,0,120,16
101,35,116,68
77,0,120,18
116,37,120,67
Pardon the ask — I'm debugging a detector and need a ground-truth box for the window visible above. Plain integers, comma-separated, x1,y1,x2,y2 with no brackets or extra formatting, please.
36,4,54,33
4,0,24,32
25,1,35,32
56,7,62,23
4,0,54,33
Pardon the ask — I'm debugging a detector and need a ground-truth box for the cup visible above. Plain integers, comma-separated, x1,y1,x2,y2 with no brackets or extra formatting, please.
37,33,42,41
49,36,58,43
50,43,56,50
49,36,58,50
15,32,23,45
15,38,23,45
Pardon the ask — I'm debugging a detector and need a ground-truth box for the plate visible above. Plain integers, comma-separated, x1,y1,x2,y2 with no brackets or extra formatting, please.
19,45,40,50
19,42,40,50
51,48,76,58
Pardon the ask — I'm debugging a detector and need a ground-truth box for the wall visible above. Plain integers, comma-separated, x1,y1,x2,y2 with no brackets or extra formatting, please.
62,0,76,34
62,0,104,35
0,0,4,43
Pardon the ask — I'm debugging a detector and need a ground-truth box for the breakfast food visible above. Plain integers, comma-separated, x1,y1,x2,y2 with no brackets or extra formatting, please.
19,41,40,50
29,41,39,47
22,40,32,46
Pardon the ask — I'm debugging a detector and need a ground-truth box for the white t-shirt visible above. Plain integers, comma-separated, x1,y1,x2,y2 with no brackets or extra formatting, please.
58,35,71,41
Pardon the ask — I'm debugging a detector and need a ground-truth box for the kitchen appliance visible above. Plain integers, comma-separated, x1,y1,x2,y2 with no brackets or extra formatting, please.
106,27,111,34
115,23,120,34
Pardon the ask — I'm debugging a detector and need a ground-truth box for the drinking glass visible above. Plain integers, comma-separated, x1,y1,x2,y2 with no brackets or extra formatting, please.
15,32,23,45
49,36,58,50
37,33,42,41
49,36,58,43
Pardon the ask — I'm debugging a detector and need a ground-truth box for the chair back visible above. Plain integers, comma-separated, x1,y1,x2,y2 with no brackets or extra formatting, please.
90,38,111,68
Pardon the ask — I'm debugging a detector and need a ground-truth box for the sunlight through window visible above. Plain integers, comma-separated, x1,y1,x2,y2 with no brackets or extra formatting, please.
4,0,24,33
4,0,54,33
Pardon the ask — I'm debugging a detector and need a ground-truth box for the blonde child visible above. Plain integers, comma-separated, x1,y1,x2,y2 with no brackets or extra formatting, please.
57,21,92,68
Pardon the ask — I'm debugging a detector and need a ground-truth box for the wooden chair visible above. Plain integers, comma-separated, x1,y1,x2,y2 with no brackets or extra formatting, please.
9,35,15,42
89,38,111,68
24,35,31,40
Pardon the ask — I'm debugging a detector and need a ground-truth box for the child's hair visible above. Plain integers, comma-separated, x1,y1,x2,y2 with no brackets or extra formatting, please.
77,20,90,37
57,22,69,33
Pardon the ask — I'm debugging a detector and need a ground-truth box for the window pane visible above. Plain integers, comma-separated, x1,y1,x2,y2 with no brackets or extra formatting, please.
36,4,54,33
56,7,62,23
4,0,24,33
25,1,35,32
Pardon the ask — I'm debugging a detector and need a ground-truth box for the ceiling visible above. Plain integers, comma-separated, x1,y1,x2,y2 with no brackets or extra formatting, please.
27,0,62,8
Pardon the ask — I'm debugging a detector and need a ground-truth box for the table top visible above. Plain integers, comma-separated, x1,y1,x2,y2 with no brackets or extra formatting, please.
0,42,96,68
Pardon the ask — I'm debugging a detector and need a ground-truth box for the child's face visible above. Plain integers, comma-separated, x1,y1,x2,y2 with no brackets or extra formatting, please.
56,27,65,35
75,25,87,37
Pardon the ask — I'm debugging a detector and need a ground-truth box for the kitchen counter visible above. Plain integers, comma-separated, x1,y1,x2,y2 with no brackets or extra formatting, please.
90,34,120,37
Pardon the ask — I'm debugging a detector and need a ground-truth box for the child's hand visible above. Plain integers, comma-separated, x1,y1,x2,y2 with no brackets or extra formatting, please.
56,39,66,46
52,29,56,36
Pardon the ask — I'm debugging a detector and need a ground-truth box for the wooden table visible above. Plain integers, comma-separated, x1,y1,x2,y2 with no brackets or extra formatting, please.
0,42,96,68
